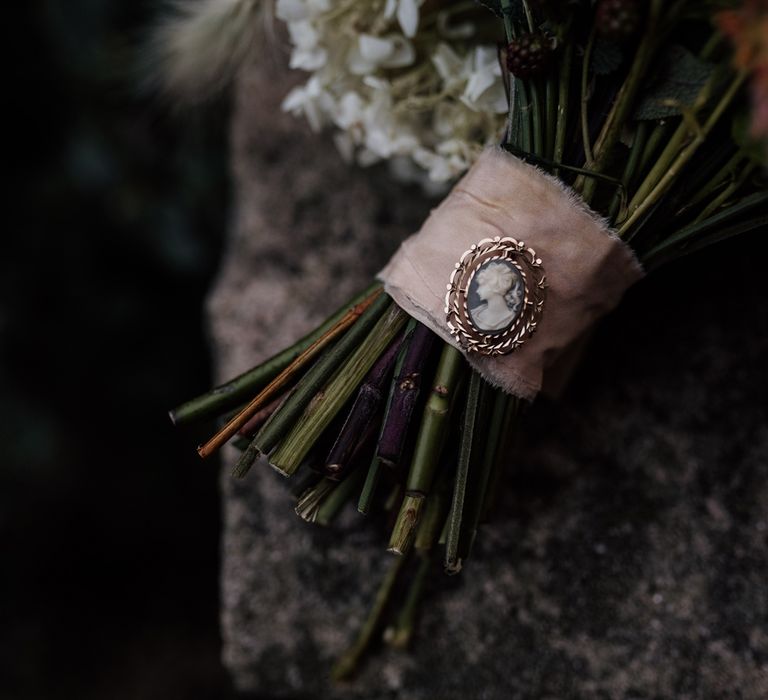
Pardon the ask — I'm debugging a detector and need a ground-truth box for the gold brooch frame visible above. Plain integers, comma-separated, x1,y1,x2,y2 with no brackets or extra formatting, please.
445,236,546,356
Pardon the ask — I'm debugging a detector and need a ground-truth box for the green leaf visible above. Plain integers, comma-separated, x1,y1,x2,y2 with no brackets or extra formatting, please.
592,37,624,76
635,45,714,121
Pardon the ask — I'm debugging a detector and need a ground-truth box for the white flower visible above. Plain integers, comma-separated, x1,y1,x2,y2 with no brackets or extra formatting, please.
287,20,327,70
431,43,468,89
383,0,423,38
282,76,332,131
276,0,505,182
347,34,415,75
333,91,366,130
396,0,421,38
461,47,507,113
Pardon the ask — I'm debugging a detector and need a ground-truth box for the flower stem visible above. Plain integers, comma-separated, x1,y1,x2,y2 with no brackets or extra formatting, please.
323,329,405,478
238,391,289,437
252,293,391,458
608,120,649,224
385,554,431,650
545,70,557,161
693,161,756,224
640,192,768,265
683,151,743,212
358,320,427,515
169,282,381,426
577,0,664,202
579,27,597,171
295,477,336,523
481,396,522,520
377,322,436,467
388,345,465,556
414,471,452,553
553,40,573,176
197,288,383,459
269,303,407,476
444,370,483,574
316,468,367,526
331,554,408,681
462,387,509,560
619,71,747,237
530,80,544,157
636,120,673,178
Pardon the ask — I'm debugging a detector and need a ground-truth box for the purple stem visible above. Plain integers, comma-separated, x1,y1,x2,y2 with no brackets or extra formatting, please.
323,331,406,480
377,323,436,468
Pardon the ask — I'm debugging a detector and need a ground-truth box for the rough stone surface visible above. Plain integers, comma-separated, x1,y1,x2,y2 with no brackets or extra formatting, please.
212,47,768,699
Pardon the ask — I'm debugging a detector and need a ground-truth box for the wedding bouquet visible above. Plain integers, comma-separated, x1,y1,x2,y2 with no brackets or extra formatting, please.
161,0,768,678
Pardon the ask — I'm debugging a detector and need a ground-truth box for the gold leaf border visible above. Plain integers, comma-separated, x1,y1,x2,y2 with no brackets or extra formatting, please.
445,237,547,356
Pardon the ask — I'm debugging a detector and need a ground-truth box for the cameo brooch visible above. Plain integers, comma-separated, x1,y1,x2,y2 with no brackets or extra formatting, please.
445,236,546,356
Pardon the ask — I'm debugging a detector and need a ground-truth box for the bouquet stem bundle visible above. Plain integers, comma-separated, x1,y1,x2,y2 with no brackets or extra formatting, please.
171,0,767,679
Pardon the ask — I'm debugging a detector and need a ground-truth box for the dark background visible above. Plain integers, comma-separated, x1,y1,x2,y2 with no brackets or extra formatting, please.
3,2,235,698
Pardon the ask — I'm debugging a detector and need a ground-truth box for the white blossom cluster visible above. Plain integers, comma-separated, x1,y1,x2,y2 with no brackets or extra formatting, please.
276,0,507,183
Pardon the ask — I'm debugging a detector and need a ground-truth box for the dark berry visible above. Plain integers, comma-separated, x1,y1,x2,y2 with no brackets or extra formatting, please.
506,32,554,80
595,0,643,41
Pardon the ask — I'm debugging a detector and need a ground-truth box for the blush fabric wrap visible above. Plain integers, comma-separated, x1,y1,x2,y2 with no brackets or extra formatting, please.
377,147,645,400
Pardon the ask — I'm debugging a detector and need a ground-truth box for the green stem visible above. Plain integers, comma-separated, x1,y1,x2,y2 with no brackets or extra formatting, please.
169,282,381,426
578,0,664,202
619,71,747,237
316,468,367,526
331,555,408,681
608,120,649,224
545,70,557,161
628,89,714,217
579,27,597,170
553,41,573,176
516,79,533,153
232,439,260,479
199,289,383,459
530,80,544,156
481,396,521,520
295,478,336,523
522,0,544,158
252,293,390,457
414,472,452,553
694,161,756,223
444,371,483,574
500,0,514,41
644,213,768,271
462,387,509,561
385,555,431,650
269,303,407,476
388,346,466,556
685,152,745,212
636,120,673,178
357,455,383,516
521,0,535,30
640,191,768,263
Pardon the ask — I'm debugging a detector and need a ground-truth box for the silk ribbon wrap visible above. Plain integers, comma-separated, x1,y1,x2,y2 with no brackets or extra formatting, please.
378,147,645,400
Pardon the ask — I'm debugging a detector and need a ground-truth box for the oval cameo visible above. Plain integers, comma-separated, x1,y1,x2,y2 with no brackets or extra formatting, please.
445,236,546,356
467,259,524,334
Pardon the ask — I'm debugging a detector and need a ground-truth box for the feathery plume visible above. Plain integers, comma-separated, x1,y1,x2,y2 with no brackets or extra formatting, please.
147,0,262,101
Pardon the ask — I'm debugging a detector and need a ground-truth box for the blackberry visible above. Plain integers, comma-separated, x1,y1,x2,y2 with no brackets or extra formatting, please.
506,32,553,80
595,0,643,41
